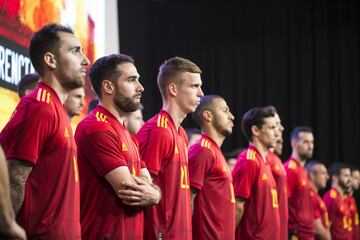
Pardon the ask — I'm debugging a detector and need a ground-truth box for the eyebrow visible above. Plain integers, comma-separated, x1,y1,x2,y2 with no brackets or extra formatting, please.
69,45,81,51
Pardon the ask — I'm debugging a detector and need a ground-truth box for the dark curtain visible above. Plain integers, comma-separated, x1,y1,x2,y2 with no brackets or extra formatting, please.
118,0,360,166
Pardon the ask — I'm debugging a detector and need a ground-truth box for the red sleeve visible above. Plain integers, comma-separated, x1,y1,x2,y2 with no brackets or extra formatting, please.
77,130,128,177
312,196,321,219
232,159,258,199
323,194,336,223
188,145,213,190
3,102,54,165
285,166,298,198
136,126,173,176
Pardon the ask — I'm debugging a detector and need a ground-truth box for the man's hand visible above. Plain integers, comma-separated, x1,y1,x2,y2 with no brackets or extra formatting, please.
117,176,161,206
0,220,26,240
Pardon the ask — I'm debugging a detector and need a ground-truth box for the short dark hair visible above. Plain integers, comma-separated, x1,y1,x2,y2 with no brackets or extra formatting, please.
290,126,313,141
192,95,222,127
241,106,276,142
305,160,323,174
329,162,350,177
89,54,134,99
18,73,40,98
157,56,202,97
185,128,201,140
29,23,74,76
87,97,99,114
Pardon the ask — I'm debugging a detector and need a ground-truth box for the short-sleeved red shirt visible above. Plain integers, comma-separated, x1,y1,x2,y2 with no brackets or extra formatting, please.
136,110,192,240
0,83,80,239
267,151,288,240
310,189,330,230
284,158,315,239
323,188,352,240
75,105,145,240
232,145,280,240
188,134,235,240
345,194,359,240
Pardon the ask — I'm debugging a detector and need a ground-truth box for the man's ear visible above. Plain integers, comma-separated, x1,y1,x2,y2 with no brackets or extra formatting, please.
44,52,57,70
102,80,114,95
202,110,213,123
251,125,259,137
168,83,177,97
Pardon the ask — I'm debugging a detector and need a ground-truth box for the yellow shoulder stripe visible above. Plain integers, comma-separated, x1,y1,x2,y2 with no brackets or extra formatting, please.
288,160,297,170
246,149,256,160
36,88,51,104
330,189,337,199
95,111,108,123
200,139,211,149
157,115,168,128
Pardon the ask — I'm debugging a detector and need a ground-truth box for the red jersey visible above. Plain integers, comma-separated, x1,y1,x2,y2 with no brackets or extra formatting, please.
136,110,192,240
267,151,288,240
75,105,144,240
0,83,80,239
345,194,359,240
310,189,330,230
323,188,352,240
188,134,235,240
232,145,280,240
284,158,315,239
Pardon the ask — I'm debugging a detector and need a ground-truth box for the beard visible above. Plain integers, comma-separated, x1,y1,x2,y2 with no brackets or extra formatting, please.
298,151,313,160
213,117,232,137
339,179,351,193
114,86,140,113
60,74,84,91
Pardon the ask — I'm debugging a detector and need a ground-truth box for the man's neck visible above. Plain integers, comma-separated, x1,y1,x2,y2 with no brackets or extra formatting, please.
162,102,187,130
100,99,126,124
251,139,269,162
202,127,225,148
310,182,319,194
41,75,69,104
290,152,306,167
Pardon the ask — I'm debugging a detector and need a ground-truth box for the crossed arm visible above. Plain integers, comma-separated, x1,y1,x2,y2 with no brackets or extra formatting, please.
0,148,27,240
105,167,161,206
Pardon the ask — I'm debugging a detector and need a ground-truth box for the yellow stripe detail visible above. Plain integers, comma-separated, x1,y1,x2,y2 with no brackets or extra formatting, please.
41,89,47,102
164,117,168,128
95,112,101,121
46,92,51,103
161,116,165,128
36,88,42,101
73,156,78,182
157,115,161,127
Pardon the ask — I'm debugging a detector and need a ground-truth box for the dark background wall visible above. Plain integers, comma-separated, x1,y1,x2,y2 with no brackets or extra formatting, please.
118,0,360,166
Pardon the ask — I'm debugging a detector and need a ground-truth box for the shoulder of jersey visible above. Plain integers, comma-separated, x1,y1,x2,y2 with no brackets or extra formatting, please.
287,159,297,170
244,148,256,161
330,189,338,199
155,114,170,129
33,87,52,104
200,138,212,149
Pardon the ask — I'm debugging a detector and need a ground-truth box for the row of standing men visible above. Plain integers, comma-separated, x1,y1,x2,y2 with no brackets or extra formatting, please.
0,23,359,240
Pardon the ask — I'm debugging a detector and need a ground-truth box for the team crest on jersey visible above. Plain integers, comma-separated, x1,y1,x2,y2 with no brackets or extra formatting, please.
95,112,108,123
36,88,51,104
246,149,256,161
157,114,168,128
200,139,211,149
261,173,268,181
64,128,69,138
122,143,128,152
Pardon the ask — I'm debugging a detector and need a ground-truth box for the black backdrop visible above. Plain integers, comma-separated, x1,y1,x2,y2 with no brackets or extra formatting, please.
118,0,360,166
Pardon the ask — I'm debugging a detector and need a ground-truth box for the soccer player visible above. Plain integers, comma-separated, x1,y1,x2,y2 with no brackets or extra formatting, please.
232,106,280,240
188,95,235,240
323,163,352,240
306,161,331,240
124,103,144,135
186,128,202,148
267,110,288,240
0,23,90,238
17,73,40,99
64,87,85,121
75,54,161,239
284,126,315,239
0,146,26,240
136,56,203,239
345,167,360,240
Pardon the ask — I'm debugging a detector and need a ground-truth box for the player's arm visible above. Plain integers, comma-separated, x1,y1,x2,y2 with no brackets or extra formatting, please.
7,159,32,216
190,188,198,214
314,218,331,240
116,168,161,206
235,197,246,228
0,150,27,240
